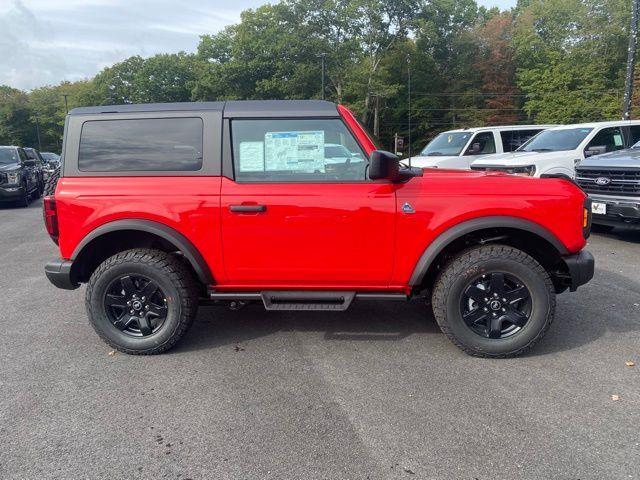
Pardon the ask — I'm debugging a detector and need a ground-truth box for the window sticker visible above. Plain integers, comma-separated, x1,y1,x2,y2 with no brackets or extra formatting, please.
264,131,325,172
614,134,623,147
239,141,265,172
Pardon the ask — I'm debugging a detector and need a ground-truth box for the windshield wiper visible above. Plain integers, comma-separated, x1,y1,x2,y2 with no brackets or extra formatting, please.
425,152,445,156
529,148,553,152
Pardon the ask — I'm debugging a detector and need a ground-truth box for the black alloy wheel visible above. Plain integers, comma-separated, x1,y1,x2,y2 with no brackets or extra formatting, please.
460,272,532,339
104,274,168,337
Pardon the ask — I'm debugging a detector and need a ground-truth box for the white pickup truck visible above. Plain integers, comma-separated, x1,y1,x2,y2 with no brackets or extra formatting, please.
470,121,640,178
408,125,552,169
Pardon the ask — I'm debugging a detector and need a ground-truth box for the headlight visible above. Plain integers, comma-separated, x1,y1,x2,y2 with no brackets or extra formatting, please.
7,172,20,184
506,165,536,177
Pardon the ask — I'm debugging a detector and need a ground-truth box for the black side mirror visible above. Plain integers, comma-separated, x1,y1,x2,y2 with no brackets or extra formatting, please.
369,150,400,181
23,159,36,167
584,146,606,158
467,142,482,155
368,150,423,183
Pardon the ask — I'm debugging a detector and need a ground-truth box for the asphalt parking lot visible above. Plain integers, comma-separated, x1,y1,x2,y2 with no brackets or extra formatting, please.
1,199,639,480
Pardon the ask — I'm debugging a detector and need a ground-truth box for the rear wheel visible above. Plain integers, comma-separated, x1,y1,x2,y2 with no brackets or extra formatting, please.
43,166,60,197
85,249,199,355
432,244,555,358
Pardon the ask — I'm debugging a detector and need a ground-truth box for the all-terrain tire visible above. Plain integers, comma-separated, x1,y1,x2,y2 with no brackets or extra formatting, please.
432,244,556,358
43,166,60,197
85,248,199,355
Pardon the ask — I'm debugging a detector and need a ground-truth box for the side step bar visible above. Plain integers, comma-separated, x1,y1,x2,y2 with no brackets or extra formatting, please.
208,289,408,311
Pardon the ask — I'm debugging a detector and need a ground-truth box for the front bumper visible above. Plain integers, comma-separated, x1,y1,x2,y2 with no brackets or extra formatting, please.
589,195,640,228
563,250,595,292
45,260,80,290
0,185,26,201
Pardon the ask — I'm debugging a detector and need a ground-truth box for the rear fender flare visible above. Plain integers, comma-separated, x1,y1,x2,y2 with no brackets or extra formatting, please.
71,219,214,285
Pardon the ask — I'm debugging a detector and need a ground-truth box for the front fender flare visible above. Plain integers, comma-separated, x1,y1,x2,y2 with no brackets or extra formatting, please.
408,216,569,286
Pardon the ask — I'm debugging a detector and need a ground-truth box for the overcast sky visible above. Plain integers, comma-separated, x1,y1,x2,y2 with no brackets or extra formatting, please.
0,0,517,91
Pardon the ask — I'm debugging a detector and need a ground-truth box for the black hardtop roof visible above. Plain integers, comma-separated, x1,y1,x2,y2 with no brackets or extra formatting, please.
69,100,339,118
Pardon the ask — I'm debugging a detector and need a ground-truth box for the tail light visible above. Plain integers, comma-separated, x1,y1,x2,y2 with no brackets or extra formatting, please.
583,197,592,239
43,196,59,244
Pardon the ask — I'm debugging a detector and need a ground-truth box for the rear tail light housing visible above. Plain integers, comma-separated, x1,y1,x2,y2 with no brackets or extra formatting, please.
43,196,59,244
583,197,592,239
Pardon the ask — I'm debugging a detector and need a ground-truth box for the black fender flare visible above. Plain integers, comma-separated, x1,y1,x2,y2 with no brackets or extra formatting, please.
408,216,569,286
71,219,214,285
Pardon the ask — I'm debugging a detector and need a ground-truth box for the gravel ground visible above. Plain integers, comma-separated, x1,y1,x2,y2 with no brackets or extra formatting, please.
1,199,639,480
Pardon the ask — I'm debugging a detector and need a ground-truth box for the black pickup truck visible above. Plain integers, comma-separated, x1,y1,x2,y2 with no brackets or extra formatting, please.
576,146,640,230
0,146,43,207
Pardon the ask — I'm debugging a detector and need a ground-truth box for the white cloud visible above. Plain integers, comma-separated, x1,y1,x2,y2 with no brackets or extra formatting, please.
1,0,517,91
0,0,265,90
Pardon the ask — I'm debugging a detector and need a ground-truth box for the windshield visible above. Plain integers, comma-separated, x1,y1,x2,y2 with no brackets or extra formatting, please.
420,132,473,156
518,128,593,152
0,148,19,165
41,152,60,161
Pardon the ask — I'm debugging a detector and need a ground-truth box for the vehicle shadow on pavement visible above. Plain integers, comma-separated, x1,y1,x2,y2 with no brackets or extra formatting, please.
175,268,640,356
595,228,640,245
173,300,440,353
0,198,42,210
529,268,640,357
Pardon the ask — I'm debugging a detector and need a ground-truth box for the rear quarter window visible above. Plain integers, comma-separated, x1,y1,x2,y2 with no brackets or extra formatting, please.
78,117,203,172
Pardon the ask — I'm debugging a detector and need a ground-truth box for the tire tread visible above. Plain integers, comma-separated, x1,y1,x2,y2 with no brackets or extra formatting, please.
432,244,556,358
85,248,198,355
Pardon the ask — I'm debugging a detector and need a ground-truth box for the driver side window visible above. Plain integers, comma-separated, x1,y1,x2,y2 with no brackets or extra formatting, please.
231,119,368,182
586,127,624,154
464,132,496,156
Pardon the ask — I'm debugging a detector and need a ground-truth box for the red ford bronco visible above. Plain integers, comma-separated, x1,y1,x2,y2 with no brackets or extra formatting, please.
43,100,594,357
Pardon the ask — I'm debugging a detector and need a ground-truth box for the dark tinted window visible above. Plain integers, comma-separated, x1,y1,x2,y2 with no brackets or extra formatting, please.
500,129,543,152
586,127,624,153
24,149,37,159
79,118,203,172
231,119,367,182
630,126,640,145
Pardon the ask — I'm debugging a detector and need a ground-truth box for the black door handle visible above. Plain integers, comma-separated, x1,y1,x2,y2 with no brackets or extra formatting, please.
229,205,267,213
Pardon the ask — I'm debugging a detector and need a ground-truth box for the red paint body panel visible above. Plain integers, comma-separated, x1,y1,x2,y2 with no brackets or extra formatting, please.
55,176,227,283
219,177,396,287
52,105,588,292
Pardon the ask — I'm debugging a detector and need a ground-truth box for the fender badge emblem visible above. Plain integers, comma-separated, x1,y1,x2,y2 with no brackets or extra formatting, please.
402,202,415,214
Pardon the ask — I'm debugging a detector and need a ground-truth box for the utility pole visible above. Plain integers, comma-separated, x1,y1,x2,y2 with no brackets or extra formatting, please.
35,116,42,151
623,0,639,120
373,94,381,138
318,53,327,100
62,94,69,114
407,54,412,165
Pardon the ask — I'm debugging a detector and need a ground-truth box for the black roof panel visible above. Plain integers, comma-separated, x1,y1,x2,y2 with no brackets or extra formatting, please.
69,100,339,118
69,102,225,115
223,100,338,118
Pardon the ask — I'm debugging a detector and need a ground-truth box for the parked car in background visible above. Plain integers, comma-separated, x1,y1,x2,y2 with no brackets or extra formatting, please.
576,143,640,230
471,121,640,178
408,125,553,169
0,146,43,206
41,152,61,165
41,152,61,181
44,100,594,358
23,147,45,190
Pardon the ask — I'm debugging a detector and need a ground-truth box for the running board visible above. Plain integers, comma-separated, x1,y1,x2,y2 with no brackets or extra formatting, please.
208,289,407,311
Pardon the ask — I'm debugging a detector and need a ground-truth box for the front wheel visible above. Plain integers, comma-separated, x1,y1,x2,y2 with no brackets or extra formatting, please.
432,245,555,358
85,249,199,355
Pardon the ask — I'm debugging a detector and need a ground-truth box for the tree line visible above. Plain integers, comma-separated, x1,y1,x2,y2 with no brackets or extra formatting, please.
0,0,635,154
